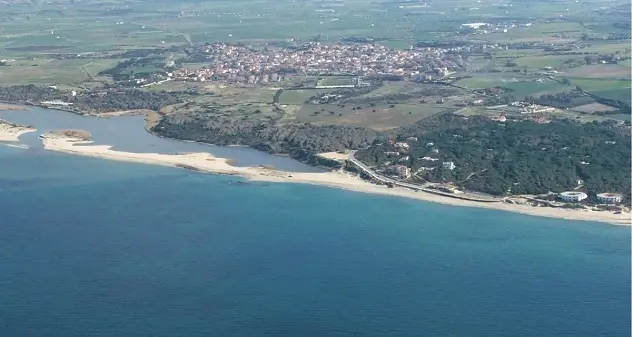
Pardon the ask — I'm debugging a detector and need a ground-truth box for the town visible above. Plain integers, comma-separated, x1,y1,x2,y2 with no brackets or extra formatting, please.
169,42,466,85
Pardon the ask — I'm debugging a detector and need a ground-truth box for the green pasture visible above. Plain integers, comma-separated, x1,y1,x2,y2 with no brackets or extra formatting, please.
501,81,570,96
514,55,586,69
316,77,355,87
0,59,92,85
278,90,318,105
590,88,631,103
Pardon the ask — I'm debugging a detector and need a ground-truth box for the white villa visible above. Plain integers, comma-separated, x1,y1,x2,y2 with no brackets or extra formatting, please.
596,193,622,204
442,161,456,170
559,191,588,203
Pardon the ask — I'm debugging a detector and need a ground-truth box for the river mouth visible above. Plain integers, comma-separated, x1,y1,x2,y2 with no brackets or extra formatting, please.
0,107,324,173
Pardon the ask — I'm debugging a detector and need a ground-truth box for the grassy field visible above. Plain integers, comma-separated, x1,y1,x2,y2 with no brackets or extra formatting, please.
454,74,570,97
590,88,631,103
1,0,626,58
562,78,631,102
0,58,120,85
0,0,417,57
480,22,587,43
501,81,570,96
278,90,318,105
514,55,586,69
564,64,630,80
316,77,355,87
0,0,629,130
572,103,622,113
295,103,447,130
272,82,459,129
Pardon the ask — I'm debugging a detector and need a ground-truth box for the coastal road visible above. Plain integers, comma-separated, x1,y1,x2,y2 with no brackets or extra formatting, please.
348,151,395,185
348,151,500,202
349,151,423,190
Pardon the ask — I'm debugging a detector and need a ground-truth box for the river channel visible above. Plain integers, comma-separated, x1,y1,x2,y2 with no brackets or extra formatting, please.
0,106,323,172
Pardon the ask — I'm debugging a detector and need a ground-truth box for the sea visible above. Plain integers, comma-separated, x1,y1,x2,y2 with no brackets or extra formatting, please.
0,108,630,337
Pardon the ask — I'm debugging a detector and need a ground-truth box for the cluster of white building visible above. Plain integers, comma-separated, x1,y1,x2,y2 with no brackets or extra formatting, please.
509,102,556,114
559,191,623,204
173,42,465,84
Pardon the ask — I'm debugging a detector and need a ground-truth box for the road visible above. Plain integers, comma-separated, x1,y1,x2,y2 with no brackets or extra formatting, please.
348,151,500,202
349,151,424,190
348,151,395,185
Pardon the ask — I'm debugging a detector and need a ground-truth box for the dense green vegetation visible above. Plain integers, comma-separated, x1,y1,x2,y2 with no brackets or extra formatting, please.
525,89,631,113
525,90,594,109
356,113,631,202
152,110,378,161
0,85,181,113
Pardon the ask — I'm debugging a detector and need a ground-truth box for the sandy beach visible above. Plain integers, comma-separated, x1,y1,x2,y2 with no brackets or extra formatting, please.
0,103,28,111
0,120,36,142
90,109,154,118
40,132,631,226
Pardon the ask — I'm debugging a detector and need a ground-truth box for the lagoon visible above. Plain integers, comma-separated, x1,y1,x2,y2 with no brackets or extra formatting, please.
0,106,322,172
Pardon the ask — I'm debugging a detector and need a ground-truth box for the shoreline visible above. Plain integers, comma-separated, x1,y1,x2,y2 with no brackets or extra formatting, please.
39,132,631,226
0,120,36,142
0,103,28,111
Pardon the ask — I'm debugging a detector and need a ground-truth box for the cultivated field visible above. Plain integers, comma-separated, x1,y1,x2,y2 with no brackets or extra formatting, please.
0,0,628,129
295,103,448,130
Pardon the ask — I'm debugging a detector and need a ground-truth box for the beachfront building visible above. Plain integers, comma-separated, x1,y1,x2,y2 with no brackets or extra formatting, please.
559,191,588,203
389,165,411,179
442,161,456,170
596,193,623,204
40,100,73,106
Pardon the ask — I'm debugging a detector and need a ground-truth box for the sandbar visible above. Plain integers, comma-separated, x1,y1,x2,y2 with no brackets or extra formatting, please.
39,132,631,226
0,103,28,111
0,120,36,142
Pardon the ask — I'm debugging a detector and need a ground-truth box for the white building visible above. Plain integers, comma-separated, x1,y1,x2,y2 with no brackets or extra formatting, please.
559,191,588,203
389,165,411,179
596,193,622,204
442,161,456,170
394,142,409,149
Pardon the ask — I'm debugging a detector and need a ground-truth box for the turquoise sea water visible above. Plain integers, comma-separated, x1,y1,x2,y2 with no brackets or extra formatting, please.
0,146,630,337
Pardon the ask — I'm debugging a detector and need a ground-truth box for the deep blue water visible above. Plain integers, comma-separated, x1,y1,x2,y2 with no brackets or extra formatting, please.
0,145,630,337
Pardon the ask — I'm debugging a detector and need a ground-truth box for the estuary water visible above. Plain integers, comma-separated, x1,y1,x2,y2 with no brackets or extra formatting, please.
0,107,630,336
0,107,322,172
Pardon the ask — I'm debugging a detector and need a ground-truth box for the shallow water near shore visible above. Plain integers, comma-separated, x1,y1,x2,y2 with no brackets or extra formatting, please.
0,106,322,172
0,145,630,336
